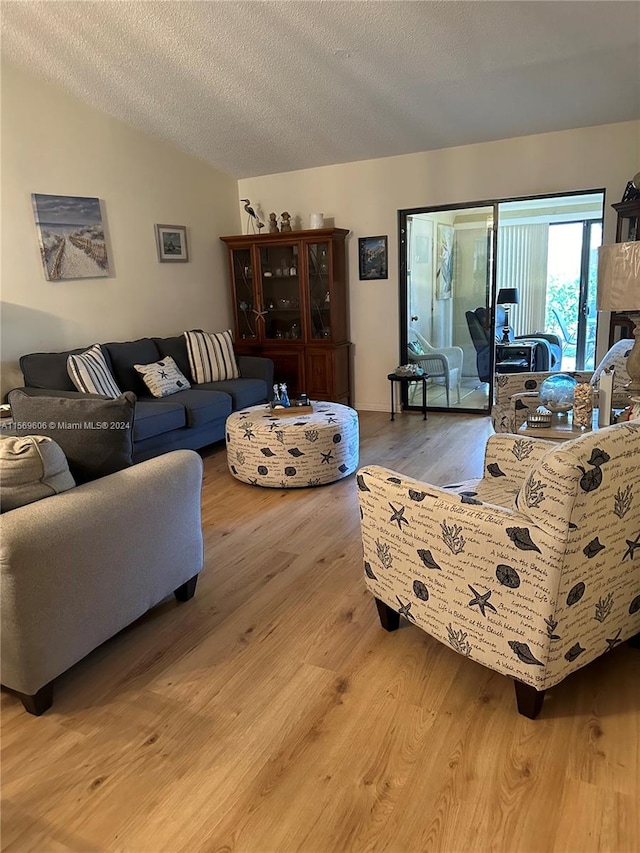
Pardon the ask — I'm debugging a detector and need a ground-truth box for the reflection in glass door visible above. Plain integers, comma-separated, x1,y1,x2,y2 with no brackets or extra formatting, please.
400,205,494,413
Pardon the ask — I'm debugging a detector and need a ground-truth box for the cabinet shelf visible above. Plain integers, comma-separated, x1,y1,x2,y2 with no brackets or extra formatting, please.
221,228,351,404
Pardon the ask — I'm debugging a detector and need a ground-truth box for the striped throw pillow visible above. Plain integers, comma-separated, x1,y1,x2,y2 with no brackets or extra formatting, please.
184,330,240,384
67,344,122,398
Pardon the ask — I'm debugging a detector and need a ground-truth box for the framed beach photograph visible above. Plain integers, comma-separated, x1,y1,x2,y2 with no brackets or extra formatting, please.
358,235,388,280
435,223,453,299
32,193,110,280
155,224,189,262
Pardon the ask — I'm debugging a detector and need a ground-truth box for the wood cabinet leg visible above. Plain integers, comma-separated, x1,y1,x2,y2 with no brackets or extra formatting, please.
514,680,546,719
375,597,400,632
17,682,54,716
174,574,198,602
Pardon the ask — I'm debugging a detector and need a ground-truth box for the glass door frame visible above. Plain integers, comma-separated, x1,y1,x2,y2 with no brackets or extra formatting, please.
398,200,499,415
398,187,606,415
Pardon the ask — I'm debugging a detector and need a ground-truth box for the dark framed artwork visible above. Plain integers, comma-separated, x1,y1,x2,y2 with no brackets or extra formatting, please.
358,235,388,280
155,224,189,262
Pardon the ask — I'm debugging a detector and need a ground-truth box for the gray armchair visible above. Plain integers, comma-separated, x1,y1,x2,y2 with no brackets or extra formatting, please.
1,449,204,714
408,332,463,406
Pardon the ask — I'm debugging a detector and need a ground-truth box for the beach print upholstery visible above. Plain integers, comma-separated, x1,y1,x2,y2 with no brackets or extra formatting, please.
226,402,359,488
492,339,633,434
358,422,640,715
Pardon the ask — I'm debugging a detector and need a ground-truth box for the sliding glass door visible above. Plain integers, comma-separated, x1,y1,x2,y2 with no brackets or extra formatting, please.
399,190,604,414
399,204,495,413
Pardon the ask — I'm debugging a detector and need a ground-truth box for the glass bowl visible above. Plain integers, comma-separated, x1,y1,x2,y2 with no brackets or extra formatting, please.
539,374,578,413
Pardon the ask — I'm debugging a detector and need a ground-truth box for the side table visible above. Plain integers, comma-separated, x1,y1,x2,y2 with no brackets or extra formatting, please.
496,343,536,373
387,373,427,421
518,409,599,441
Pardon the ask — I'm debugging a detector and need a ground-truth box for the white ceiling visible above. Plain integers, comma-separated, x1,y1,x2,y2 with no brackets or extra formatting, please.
2,1,639,179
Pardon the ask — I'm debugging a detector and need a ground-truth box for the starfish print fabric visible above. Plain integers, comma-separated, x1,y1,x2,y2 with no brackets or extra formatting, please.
358,421,640,692
134,356,191,398
492,339,633,434
226,402,359,488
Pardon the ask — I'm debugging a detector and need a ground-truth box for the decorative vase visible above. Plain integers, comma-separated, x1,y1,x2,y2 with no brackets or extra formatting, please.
573,383,593,429
310,213,324,229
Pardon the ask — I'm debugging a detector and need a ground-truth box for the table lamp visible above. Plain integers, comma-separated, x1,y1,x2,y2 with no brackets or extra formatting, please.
497,287,519,343
597,241,640,395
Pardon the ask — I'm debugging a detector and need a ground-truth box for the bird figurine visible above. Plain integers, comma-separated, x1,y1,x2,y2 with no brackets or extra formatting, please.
241,199,265,234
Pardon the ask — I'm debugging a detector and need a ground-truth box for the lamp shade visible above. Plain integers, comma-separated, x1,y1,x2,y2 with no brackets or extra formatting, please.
497,287,519,305
597,242,640,311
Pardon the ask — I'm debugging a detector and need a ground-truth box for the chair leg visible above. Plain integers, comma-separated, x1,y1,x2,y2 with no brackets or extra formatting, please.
174,574,198,602
514,680,546,719
17,682,54,716
628,632,640,648
375,597,400,632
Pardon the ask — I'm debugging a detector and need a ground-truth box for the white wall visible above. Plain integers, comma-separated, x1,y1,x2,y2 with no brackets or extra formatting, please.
1,63,240,396
239,121,639,410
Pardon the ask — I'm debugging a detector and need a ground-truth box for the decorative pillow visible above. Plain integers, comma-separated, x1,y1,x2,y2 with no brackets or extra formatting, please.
67,344,121,398
407,340,425,356
7,389,135,484
0,435,75,513
184,330,240,384
134,356,191,398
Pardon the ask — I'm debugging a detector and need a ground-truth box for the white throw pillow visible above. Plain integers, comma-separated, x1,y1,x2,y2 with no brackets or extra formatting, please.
0,435,75,513
67,344,121,398
134,356,191,398
184,330,240,383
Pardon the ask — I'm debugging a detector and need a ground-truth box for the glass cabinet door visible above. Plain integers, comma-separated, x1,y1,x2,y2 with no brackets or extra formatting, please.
258,244,302,340
231,248,257,340
307,241,332,339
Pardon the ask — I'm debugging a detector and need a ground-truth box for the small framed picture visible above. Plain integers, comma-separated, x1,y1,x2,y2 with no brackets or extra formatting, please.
358,235,388,280
155,224,189,262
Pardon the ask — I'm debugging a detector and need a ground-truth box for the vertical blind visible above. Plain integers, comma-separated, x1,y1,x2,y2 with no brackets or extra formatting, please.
497,223,549,335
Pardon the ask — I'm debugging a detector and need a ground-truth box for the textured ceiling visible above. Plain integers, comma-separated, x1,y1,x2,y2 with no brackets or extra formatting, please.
2,1,639,178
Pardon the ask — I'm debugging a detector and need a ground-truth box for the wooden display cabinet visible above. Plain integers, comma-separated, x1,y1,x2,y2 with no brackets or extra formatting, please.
220,228,351,404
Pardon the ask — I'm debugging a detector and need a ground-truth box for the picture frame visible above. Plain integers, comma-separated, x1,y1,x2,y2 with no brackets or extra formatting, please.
31,193,110,280
155,224,189,262
358,235,388,280
435,223,453,299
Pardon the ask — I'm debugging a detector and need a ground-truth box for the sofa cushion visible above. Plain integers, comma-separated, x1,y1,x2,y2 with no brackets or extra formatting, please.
0,435,75,513
8,390,135,484
134,399,187,441
162,388,232,428
134,356,191,398
103,338,160,394
184,330,240,383
67,344,122,398
153,336,193,382
20,346,112,391
198,378,267,409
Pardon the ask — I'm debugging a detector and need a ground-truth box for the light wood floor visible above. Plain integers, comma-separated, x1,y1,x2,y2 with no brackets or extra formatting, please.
2,411,638,853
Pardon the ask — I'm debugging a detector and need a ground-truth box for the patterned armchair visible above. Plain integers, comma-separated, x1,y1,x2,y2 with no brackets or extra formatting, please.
492,338,634,434
357,423,640,718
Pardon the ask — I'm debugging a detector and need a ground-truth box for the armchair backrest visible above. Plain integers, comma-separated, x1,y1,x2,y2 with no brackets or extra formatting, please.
515,421,640,685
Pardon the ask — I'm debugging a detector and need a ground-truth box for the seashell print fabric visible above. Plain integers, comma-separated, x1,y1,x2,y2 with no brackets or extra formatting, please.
492,339,633,434
226,402,359,488
358,422,640,691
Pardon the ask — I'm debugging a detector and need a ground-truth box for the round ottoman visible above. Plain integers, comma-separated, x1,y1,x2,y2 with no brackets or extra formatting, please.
226,402,359,488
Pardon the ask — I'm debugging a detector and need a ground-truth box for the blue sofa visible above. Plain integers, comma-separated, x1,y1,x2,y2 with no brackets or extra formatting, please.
17,335,274,461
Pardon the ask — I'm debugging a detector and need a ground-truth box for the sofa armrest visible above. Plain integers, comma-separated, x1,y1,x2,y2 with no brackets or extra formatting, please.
0,450,203,695
237,355,274,389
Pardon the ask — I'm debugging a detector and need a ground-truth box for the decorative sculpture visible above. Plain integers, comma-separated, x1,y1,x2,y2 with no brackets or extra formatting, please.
280,211,292,232
268,212,279,233
241,199,264,234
